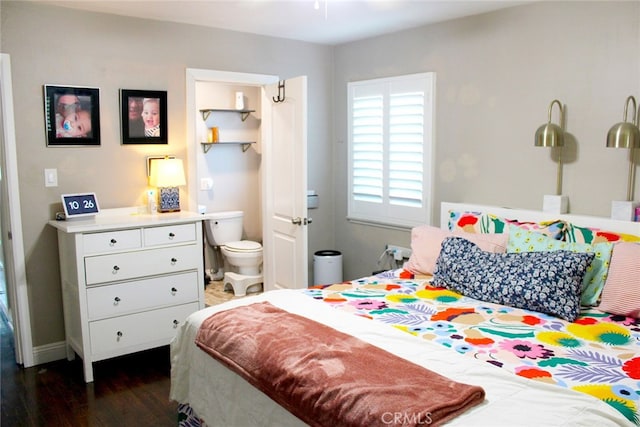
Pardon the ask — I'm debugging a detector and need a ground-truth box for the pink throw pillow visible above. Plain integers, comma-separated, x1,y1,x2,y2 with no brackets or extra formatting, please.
404,225,508,275
597,243,640,317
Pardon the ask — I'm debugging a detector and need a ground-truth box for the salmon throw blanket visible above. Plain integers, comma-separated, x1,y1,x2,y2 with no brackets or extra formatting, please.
195,302,485,427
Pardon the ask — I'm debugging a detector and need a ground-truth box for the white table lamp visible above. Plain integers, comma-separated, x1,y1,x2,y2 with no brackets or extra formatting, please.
149,157,186,212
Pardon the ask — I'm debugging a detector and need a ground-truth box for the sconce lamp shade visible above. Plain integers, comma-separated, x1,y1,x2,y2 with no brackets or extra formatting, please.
149,158,186,212
535,122,564,147
607,122,640,149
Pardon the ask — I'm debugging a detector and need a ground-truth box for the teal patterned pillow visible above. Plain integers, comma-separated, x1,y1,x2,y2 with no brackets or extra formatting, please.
506,224,613,306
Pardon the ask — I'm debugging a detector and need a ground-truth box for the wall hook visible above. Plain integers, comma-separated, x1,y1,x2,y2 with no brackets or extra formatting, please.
273,80,286,103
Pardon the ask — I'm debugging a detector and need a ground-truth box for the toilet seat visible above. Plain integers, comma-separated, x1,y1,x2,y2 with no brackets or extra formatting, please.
224,240,262,253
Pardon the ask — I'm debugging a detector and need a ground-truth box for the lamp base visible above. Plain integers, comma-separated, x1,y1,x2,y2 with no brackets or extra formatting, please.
542,195,568,214
158,187,181,212
611,200,639,222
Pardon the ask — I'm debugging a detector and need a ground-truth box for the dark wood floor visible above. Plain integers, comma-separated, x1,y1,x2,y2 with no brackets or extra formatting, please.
1,316,177,426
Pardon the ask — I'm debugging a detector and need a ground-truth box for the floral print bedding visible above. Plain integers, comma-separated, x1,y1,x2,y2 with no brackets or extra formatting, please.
305,271,640,425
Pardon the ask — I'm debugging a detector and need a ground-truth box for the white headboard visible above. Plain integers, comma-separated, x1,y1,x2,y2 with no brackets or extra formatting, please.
441,202,640,236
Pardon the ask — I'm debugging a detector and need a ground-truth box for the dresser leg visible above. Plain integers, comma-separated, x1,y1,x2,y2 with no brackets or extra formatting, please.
83,360,94,383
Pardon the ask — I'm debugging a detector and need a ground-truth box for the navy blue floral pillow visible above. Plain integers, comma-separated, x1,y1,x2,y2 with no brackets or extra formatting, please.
433,237,595,322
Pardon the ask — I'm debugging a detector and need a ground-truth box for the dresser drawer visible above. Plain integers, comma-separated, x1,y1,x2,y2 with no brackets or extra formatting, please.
89,302,199,359
86,271,199,320
144,223,196,247
85,244,201,285
83,229,142,255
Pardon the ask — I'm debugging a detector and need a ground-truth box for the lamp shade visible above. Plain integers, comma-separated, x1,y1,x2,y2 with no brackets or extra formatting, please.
607,96,640,149
535,122,564,147
607,122,640,148
149,158,186,188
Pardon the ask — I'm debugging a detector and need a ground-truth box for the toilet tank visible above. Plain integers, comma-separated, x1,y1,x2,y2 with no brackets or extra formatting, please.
204,211,244,245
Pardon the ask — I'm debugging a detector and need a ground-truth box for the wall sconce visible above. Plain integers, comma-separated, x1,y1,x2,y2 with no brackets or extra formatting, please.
535,99,568,214
606,95,640,221
149,157,186,212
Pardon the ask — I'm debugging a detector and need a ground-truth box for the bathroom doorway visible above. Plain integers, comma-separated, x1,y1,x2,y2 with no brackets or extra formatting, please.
185,69,310,292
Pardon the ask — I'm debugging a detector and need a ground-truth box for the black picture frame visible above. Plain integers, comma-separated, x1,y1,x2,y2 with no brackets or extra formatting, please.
120,89,168,144
44,85,101,146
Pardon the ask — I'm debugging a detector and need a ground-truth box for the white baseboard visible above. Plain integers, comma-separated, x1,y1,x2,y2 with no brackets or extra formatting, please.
30,340,67,366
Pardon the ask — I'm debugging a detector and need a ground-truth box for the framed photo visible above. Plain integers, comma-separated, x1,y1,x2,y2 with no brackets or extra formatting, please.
43,85,100,146
120,89,168,144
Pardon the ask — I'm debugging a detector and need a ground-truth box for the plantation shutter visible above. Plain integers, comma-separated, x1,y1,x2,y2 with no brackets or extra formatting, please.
352,94,384,203
389,91,424,208
348,73,435,228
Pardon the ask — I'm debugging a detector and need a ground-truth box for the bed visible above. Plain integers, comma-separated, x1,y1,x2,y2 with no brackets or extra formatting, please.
170,202,640,426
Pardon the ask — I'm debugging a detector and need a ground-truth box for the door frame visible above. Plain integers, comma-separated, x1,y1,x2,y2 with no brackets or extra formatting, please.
0,53,34,366
185,68,279,215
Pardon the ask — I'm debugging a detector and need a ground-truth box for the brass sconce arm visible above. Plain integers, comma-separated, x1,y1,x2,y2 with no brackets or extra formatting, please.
607,95,640,202
535,99,565,196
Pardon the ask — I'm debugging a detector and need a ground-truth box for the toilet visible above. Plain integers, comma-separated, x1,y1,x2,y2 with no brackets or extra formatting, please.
203,211,263,296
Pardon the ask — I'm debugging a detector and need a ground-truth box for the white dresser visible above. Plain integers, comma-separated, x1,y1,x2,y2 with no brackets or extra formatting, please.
49,208,205,382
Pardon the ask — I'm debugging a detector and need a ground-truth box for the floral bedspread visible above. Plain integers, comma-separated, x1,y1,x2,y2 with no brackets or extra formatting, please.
305,271,640,425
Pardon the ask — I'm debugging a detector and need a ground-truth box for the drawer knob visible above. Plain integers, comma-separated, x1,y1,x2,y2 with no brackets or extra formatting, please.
116,331,123,339
112,265,120,273
110,238,117,245
171,258,177,264
114,296,121,304
168,232,175,239
173,319,179,328
171,287,178,294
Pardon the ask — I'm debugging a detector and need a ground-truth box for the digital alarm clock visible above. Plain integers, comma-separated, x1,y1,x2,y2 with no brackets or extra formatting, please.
61,193,100,218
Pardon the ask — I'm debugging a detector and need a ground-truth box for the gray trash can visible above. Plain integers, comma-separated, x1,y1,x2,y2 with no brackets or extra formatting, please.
313,250,343,285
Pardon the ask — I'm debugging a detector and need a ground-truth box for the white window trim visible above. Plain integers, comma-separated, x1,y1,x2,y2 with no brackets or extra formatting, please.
347,72,436,229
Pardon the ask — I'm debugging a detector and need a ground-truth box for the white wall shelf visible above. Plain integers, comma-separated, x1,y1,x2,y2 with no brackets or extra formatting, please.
199,108,255,122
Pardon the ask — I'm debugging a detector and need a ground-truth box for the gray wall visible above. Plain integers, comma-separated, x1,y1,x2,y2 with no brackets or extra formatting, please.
333,1,640,280
0,2,333,349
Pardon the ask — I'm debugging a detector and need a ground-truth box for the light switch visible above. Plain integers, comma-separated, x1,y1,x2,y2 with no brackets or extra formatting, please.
44,168,58,187
200,178,213,190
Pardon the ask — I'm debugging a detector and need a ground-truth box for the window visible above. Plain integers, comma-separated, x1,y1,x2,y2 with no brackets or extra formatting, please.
348,72,435,228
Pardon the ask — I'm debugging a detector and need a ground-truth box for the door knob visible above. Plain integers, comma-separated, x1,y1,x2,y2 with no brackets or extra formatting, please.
304,218,313,225
291,217,302,225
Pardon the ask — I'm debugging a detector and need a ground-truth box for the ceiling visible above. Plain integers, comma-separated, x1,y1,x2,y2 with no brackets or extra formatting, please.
34,0,530,45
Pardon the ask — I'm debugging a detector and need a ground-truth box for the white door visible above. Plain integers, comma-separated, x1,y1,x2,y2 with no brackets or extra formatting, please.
262,77,308,291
